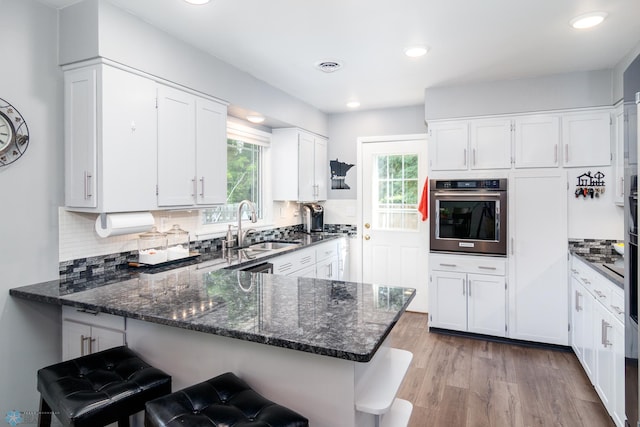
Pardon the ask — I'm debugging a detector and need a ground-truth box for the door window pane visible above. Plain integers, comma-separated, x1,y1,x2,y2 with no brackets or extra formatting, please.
373,154,419,231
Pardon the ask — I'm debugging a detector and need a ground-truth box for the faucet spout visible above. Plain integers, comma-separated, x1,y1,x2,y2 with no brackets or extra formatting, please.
237,200,258,247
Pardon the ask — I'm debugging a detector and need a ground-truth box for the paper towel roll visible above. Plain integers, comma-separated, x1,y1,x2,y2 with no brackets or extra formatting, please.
95,212,155,238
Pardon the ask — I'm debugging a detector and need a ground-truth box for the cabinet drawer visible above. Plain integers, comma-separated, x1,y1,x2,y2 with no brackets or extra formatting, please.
62,305,125,330
315,242,338,262
272,248,316,275
609,287,625,323
591,276,611,306
570,257,596,292
430,254,506,276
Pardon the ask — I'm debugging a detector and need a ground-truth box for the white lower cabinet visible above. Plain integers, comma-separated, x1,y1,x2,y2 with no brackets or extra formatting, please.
62,306,126,361
271,240,342,280
429,255,507,337
570,255,625,427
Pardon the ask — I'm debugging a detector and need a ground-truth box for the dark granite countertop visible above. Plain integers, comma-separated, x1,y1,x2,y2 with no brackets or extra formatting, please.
10,234,415,362
571,251,624,290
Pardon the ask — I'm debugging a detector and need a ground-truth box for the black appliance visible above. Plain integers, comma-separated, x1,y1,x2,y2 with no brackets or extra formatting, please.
624,53,640,427
302,203,324,233
429,178,507,256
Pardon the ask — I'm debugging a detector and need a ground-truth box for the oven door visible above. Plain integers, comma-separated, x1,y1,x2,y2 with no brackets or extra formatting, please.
430,191,507,255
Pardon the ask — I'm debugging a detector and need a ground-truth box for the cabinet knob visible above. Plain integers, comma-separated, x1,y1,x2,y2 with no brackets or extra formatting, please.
364,235,370,241
364,223,371,229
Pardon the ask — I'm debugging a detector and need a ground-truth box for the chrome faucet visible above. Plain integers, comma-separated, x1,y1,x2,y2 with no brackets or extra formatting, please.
237,200,257,247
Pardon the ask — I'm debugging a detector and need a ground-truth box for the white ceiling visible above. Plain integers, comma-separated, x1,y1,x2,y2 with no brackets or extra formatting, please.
38,0,640,114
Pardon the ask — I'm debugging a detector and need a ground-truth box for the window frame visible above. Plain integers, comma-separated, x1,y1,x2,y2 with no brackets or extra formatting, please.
197,120,273,237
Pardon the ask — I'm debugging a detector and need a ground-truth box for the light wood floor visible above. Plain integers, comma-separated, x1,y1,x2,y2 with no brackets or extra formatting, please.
388,312,615,427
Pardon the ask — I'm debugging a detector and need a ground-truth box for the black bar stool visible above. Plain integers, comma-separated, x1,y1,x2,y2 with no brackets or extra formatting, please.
37,346,171,427
145,372,308,427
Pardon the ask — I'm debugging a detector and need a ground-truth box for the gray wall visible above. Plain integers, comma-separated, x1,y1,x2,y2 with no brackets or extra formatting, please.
424,69,613,121
613,40,640,103
327,104,426,199
0,0,62,417
59,0,328,136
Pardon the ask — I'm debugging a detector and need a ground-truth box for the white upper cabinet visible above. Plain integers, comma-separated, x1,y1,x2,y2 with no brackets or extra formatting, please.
562,110,612,167
157,84,227,207
469,119,512,169
65,63,158,212
513,115,560,168
429,119,512,171
272,128,328,201
428,121,469,171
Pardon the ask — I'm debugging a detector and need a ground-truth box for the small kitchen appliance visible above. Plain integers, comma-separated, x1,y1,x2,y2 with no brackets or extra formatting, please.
302,203,324,233
430,178,508,256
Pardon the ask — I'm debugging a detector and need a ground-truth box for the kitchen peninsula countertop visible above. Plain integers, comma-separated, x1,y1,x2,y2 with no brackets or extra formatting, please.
571,251,624,289
10,234,415,362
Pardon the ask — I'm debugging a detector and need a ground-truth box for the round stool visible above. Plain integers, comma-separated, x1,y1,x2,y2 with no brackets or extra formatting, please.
37,346,171,427
144,372,308,427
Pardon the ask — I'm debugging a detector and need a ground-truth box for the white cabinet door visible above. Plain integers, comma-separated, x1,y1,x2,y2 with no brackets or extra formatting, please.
509,170,568,345
613,103,625,205
91,325,126,354
467,273,506,337
593,301,615,415
65,67,97,208
272,129,328,202
195,98,227,205
429,122,468,171
298,131,316,201
469,119,512,169
62,319,92,361
157,84,196,206
570,278,586,360
314,136,328,200
513,115,560,168
562,111,611,167
101,66,158,212
429,271,467,331
611,317,625,427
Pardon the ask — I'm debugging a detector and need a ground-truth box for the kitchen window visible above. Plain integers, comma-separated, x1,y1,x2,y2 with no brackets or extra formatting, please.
201,121,271,227
373,154,419,231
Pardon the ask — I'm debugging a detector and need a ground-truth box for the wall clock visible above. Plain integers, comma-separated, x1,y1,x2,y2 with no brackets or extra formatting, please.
0,98,29,167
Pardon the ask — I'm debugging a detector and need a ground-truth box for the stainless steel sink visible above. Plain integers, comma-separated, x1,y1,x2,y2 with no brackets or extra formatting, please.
247,241,300,251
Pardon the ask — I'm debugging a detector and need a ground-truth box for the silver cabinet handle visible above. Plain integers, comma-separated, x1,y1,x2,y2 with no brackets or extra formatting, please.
575,290,582,312
610,305,624,315
581,277,591,285
511,237,514,255
199,177,205,198
601,319,612,347
191,178,197,197
463,148,467,166
83,171,93,200
89,337,96,354
478,266,496,271
439,263,457,268
565,144,569,163
594,289,606,298
80,335,90,356
468,279,471,297
554,144,558,164
473,148,477,166
462,278,466,296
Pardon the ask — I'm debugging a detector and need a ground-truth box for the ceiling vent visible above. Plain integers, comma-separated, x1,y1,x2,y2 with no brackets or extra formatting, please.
315,60,343,73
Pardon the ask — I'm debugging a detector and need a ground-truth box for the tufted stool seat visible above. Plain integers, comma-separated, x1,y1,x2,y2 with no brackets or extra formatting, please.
144,372,308,427
37,346,171,427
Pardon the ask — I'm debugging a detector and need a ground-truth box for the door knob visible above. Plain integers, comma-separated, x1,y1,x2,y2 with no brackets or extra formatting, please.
364,223,371,229
364,235,371,241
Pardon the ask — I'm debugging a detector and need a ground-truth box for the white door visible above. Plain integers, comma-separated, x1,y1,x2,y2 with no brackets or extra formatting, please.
466,273,506,337
360,136,429,312
470,118,512,170
195,97,227,205
428,270,467,330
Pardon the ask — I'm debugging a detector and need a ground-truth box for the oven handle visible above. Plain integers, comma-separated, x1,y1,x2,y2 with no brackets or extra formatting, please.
433,191,502,197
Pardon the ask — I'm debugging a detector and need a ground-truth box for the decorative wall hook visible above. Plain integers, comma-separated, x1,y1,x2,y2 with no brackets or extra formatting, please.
574,171,605,199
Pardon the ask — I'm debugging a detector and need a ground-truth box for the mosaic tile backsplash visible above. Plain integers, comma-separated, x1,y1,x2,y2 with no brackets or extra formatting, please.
568,238,622,263
59,224,357,281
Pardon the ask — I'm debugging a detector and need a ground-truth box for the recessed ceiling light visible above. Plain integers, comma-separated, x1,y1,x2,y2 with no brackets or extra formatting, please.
404,46,429,58
184,0,211,4
246,115,265,124
570,12,607,29
346,101,360,109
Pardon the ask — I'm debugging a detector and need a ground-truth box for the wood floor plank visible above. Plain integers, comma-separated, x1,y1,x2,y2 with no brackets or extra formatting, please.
388,312,615,427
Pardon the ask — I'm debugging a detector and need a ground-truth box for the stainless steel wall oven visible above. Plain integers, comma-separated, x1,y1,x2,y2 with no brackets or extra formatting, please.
429,179,507,256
